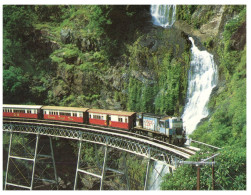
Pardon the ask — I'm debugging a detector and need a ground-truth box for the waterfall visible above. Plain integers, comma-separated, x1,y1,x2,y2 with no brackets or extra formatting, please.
148,161,169,190
182,37,218,135
151,5,176,27
148,5,176,190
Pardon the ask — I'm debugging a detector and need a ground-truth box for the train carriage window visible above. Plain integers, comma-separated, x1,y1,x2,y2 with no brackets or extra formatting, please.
53,111,59,115
89,114,92,118
125,118,128,123
165,120,169,128
14,109,25,113
93,114,102,120
73,113,77,117
118,117,123,122
52,111,55,115
160,121,165,128
59,112,71,116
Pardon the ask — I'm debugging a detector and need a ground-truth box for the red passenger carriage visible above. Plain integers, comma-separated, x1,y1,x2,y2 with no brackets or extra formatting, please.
42,106,89,123
3,104,43,119
88,109,136,130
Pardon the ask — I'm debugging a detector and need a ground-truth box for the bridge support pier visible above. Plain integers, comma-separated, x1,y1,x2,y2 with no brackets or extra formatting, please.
74,137,109,190
100,144,108,190
144,148,151,190
4,132,58,190
74,137,130,190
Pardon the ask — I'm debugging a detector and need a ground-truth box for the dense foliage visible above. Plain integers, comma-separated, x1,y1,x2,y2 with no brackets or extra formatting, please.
161,6,246,190
3,5,190,116
3,5,246,190
161,146,246,190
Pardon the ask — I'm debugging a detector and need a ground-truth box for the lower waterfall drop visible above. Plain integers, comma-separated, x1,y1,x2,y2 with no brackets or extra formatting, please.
182,37,218,135
148,161,169,190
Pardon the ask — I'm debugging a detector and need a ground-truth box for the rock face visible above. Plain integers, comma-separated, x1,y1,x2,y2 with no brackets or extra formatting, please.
231,21,246,51
33,5,245,113
174,5,225,45
60,28,74,44
199,6,225,37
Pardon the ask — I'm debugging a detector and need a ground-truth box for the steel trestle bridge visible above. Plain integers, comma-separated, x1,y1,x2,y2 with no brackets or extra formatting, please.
3,120,195,190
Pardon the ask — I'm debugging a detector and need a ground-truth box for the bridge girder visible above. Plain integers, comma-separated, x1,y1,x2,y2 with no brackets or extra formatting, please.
3,121,191,190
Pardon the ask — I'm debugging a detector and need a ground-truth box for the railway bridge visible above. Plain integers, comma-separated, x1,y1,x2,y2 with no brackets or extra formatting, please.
3,119,198,190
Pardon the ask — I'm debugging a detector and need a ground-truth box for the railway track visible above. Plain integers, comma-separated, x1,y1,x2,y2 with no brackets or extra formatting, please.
3,117,199,157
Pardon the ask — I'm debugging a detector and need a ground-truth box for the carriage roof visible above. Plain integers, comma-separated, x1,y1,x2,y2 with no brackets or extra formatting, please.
88,109,136,116
3,104,43,109
41,106,89,112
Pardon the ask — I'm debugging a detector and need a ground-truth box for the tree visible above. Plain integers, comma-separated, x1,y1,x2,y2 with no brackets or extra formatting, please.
3,66,29,103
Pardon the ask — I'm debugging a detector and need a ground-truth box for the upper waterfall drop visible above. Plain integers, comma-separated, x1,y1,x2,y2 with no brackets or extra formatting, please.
151,5,176,27
182,37,218,135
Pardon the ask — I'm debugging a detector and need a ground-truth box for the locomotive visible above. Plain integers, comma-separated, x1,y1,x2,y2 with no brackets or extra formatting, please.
3,104,186,145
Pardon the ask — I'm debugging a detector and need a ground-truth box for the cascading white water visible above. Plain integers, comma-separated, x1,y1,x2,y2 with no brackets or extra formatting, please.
148,162,169,190
182,37,218,135
151,5,176,27
148,5,176,190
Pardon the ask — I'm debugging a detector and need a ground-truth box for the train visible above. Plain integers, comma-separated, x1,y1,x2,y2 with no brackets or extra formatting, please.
3,104,186,146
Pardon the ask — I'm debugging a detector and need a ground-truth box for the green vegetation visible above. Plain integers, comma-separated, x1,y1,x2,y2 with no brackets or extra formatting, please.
3,5,246,190
161,6,246,190
125,30,191,115
161,146,246,190
177,5,217,29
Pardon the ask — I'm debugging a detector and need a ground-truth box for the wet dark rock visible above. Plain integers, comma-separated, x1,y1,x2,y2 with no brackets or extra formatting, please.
230,21,246,51
60,28,74,44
